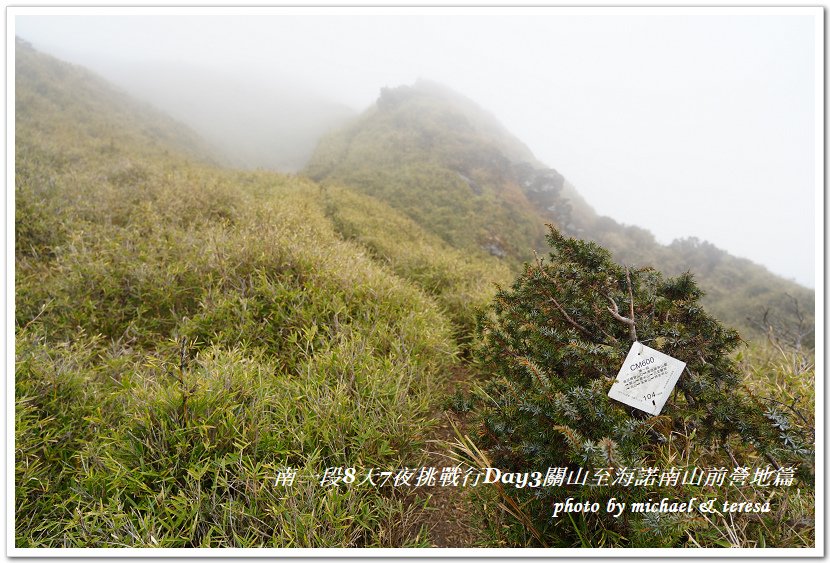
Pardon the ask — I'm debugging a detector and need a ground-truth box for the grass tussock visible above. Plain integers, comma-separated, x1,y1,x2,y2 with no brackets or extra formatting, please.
322,185,512,346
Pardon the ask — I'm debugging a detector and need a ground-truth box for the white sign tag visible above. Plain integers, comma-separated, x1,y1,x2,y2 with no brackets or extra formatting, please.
608,342,686,415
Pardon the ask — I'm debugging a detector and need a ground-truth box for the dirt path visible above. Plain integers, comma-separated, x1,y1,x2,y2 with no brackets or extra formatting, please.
412,364,484,547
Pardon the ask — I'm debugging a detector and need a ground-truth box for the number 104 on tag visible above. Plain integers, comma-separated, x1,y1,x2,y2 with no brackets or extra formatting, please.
608,342,686,415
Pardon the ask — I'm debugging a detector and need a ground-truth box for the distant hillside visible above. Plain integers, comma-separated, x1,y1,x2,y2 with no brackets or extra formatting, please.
306,81,814,345
306,80,575,265
82,60,356,171
15,38,218,165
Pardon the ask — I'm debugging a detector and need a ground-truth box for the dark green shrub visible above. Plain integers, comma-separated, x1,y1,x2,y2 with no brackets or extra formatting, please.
474,226,810,546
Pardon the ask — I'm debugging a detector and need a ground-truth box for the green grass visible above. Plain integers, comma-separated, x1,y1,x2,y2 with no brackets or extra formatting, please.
15,168,458,546
15,91,460,544
321,185,512,346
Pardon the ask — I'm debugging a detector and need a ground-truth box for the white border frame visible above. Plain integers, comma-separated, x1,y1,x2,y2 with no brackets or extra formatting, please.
5,5,824,558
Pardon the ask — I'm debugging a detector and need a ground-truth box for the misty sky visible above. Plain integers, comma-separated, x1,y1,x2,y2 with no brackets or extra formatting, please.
14,9,820,288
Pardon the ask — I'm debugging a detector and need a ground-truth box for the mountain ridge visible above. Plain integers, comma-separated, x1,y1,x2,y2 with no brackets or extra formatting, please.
306,81,814,345
14,34,814,345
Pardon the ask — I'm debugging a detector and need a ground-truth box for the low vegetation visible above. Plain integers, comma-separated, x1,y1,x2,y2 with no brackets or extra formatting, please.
321,185,512,345
16,40,470,546
16,155,464,546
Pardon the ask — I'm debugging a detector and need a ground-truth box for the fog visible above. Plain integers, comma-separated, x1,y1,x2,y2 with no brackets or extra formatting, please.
14,9,819,288
82,61,355,170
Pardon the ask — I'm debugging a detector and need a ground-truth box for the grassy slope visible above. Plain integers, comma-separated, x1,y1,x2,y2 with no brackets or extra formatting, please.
321,185,513,344
15,39,482,547
306,81,554,267
305,82,814,345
